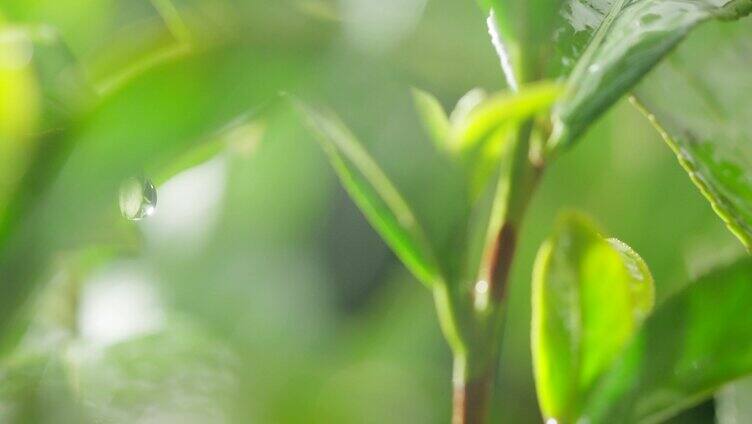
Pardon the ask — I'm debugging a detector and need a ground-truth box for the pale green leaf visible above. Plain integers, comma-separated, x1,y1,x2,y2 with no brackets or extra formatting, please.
452,81,562,151
532,212,654,423
411,88,451,152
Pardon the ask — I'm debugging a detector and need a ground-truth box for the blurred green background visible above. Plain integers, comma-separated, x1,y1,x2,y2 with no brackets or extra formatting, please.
0,0,743,422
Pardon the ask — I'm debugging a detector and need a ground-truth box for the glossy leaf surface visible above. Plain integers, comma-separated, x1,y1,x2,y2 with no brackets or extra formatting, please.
532,212,654,423
634,19,752,249
551,0,752,150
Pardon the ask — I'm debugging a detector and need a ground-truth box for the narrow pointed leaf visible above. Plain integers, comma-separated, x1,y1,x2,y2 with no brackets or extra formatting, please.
550,0,752,150
532,212,654,423
581,258,752,423
453,81,562,151
411,88,451,152
294,100,443,287
633,20,752,250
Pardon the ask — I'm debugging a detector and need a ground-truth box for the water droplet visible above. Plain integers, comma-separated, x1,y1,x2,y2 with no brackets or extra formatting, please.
587,63,601,74
119,176,157,220
474,279,490,310
640,13,661,26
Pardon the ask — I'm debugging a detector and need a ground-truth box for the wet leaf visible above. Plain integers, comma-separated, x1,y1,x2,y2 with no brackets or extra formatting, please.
532,212,654,423
633,20,752,250
550,0,752,150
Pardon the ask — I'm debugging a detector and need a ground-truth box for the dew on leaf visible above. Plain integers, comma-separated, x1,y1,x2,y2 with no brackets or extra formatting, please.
119,176,157,220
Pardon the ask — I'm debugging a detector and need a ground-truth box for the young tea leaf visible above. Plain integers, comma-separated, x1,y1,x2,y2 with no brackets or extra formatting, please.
453,81,562,151
581,258,752,423
633,20,752,250
293,99,444,287
532,212,654,423
411,88,451,153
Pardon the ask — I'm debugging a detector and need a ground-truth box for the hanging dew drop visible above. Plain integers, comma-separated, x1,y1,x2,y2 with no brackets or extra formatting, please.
119,176,157,220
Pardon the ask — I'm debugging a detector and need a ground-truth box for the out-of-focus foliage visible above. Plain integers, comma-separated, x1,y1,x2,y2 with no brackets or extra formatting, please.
717,375,752,424
0,0,749,423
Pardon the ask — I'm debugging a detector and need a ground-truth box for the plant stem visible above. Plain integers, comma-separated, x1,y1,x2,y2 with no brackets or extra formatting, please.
453,362,493,424
446,123,545,423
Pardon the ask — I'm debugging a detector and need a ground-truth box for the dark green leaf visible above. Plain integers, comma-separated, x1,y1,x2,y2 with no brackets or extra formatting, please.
293,99,444,287
633,19,752,250
550,0,752,151
581,258,752,423
532,212,654,423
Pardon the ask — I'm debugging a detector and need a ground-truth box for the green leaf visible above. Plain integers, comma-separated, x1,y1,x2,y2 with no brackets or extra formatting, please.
0,24,91,223
581,258,752,423
411,88,451,153
292,99,443,287
481,0,567,82
550,0,752,151
532,212,654,423
633,20,752,250
0,42,316,353
453,81,563,152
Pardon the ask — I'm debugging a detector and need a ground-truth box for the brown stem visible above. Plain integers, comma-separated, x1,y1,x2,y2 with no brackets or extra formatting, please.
453,372,493,424
486,222,517,303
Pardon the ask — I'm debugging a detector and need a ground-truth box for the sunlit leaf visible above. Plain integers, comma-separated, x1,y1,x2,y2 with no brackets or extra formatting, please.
453,81,562,151
550,0,752,151
532,212,654,423
581,258,752,423
293,99,444,287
